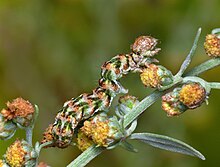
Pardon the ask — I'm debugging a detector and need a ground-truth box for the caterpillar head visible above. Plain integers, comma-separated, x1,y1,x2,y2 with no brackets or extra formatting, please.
131,36,161,57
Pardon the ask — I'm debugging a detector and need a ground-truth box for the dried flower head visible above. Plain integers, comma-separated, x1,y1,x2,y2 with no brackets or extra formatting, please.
179,83,206,109
140,64,173,89
4,139,37,167
1,98,35,128
0,114,17,140
204,34,220,57
131,36,161,56
76,130,94,151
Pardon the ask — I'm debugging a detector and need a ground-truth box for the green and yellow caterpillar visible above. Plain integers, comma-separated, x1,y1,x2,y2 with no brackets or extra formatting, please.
51,36,163,148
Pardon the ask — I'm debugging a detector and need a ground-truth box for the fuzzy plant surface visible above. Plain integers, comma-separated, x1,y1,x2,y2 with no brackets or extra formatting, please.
0,27,220,167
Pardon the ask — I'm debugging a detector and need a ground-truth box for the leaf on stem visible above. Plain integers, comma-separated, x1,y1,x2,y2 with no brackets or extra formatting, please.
176,28,202,77
130,133,205,160
120,140,138,153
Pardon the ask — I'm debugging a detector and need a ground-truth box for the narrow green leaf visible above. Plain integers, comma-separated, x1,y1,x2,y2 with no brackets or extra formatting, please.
120,140,138,153
130,133,205,160
67,145,105,167
184,58,220,76
176,28,202,77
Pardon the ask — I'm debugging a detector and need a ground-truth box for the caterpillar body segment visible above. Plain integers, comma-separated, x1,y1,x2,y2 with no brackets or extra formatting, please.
52,36,160,148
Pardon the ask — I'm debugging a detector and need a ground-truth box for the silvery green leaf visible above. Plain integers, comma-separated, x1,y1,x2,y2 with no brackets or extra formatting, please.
120,140,138,153
130,133,205,160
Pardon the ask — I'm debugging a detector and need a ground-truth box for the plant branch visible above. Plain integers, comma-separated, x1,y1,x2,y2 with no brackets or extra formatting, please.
67,145,105,167
26,127,33,146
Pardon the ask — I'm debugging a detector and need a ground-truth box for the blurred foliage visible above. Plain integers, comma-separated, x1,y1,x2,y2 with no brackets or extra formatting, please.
0,0,220,166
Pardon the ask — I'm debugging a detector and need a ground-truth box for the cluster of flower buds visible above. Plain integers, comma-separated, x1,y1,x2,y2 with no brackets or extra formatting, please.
0,98,36,140
0,139,38,167
76,95,139,151
204,31,220,58
80,113,123,148
140,64,173,90
162,82,208,116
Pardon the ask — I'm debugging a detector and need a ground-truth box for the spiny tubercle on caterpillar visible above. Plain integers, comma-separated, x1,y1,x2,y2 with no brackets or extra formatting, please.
51,36,161,148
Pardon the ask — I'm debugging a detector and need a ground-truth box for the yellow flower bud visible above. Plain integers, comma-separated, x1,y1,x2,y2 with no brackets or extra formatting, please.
82,120,110,147
4,139,37,167
161,88,187,116
140,64,173,89
179,83,206,109
76,130,94,151
81,113,123,147
204,34,220,58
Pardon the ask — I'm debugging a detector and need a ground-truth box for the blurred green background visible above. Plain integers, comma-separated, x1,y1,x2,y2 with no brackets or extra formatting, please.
0,0,220,166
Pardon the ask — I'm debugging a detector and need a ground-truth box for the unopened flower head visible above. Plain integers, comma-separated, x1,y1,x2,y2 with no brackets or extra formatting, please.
76,130,94,151
118,95,139,110
4,139,38,167
204,34,220,58
179,82,207,109
131,36,161,57
1,98,35,128
162,88,187,116
81,113,123,147
117,95,139,116
0,114,17,140
162,82,207,116
140,64,173,89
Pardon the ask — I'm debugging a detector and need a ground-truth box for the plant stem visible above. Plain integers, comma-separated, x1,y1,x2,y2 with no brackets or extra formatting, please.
67,145,105,167
26,127,33,146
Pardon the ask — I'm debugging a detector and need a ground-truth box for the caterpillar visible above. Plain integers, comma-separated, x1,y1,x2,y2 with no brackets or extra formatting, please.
51,36,161,148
